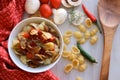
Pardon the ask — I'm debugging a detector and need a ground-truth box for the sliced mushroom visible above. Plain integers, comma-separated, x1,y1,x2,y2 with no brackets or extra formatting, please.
52,54,60,63
45,51,58,57
29,23,38,29
18,36,27,49
67,0,82,6
35,54,46,60
62,0,73,8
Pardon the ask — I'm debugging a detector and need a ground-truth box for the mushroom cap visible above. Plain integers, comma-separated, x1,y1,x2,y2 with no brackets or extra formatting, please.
67,0,82,6
62,0,73,8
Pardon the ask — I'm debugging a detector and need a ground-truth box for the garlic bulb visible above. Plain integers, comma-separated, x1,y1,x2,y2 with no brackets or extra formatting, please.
53,8,67,25
25,0,40,14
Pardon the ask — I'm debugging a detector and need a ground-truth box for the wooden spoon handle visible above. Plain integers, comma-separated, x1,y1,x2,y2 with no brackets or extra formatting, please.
100,26,117,80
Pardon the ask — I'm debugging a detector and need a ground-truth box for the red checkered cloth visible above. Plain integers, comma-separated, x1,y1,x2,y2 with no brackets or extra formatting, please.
0,0,59,80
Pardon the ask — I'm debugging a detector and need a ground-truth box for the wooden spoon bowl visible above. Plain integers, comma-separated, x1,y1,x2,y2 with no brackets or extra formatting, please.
98,0,120,80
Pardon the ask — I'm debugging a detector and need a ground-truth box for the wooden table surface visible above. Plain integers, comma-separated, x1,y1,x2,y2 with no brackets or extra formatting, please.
50,0,120,80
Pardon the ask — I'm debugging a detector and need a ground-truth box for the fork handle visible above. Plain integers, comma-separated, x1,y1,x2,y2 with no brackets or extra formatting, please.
100,25,117,80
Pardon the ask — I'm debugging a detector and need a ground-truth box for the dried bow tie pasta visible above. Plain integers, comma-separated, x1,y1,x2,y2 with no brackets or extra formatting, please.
85,18,92,28
71,46,80,55
73,31,83,39
64,64,73,73
78,63,87,72
72,59,80,69
90,35,98,45
78,24,87,33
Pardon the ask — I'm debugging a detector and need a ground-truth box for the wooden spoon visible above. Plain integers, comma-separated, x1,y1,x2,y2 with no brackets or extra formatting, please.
98,0,120,80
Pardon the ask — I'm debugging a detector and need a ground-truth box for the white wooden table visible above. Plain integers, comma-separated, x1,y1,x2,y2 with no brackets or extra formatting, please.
50,0,120,80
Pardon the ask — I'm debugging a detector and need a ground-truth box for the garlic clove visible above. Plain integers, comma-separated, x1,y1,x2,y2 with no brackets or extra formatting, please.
25,0,40,14
53,8,67,25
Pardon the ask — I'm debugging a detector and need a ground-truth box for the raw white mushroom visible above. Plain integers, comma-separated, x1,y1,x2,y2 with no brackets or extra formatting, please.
53,8,67,25
62,0,73,8
67,0,82,6
25,0,40,14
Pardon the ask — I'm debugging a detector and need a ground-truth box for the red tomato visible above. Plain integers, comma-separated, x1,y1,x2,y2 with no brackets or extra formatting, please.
40,4,52,18
40,0,49,4
26,52,34,59
50,0,61,9
23,32,30,38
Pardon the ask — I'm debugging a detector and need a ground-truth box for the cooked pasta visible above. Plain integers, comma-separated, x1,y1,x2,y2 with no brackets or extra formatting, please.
22,25,33,32
90,35,98,45
73,31,82,39
12,22,60,68
29,23,38,29
78,63,87,72
52,54,60,63
72,59,80,69
30,29,38,35
85,18,92,28
12,39,19,47
43,42,55,51
20,56,28,65
64,64,73,73
37,22,46,30
71,46,80,55
78,24,87,33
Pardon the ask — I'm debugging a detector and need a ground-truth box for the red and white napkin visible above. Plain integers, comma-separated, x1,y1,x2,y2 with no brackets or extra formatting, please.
0,0,59,80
